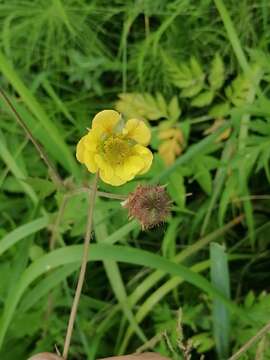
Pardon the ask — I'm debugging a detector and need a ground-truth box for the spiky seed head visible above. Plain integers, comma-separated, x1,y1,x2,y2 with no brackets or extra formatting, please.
123,185,171,229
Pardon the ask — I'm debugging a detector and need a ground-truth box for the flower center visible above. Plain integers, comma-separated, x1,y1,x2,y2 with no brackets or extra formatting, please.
102,135,132,165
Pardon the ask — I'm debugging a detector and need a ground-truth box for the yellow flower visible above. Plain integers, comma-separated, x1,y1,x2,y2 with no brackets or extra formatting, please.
76,110,153,186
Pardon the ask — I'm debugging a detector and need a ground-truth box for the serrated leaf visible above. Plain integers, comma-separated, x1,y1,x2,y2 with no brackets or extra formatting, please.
164,54,198,88
192,333,215,353
209,102,231,117
164,55,205,97
191,90,215,107
156,92,168,114
190,56,205,80
116,93,168,121
167,96,181,121
180,81,203,98
225,74,252,106
159,138,182,166
158,128,184,166
209,53,225,90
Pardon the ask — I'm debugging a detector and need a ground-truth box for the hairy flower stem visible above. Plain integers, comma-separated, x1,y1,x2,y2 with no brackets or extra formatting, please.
62,173,99,359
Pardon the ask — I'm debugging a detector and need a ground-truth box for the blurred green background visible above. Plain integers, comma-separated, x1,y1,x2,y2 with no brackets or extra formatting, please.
0,0,270,359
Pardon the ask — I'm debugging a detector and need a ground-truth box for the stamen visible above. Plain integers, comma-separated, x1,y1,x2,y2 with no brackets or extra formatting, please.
102,135,133,165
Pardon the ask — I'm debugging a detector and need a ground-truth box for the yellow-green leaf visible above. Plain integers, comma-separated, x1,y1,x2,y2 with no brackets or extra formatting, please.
180,82,204,98
191,90,215,108
167,96,181,121
209,102,231,117
116,93,167,121
209,53,225,90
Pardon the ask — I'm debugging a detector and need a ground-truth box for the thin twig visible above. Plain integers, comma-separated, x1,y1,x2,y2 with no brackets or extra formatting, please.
144,15,150,37
62,173,99,359
233,195,270,202
79,186,127,201
0,88,63,188
228,321,270,360
64,186,127,201
135,333,163,354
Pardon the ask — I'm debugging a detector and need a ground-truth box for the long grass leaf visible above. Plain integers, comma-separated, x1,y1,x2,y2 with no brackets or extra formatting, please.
0,216,49,256
210,243,231,359
0,51,79,178
94,206,147,344
0,244,246,349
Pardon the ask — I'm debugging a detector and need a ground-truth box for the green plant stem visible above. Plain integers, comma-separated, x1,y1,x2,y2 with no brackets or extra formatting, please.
214,0,249,72
0,88,63,188
62,173,99,359
80,186,127,201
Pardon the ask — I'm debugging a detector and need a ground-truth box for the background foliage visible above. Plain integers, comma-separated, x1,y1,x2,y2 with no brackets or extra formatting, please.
0,0,270,359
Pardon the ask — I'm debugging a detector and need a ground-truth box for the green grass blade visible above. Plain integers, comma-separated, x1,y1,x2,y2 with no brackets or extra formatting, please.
119,260,211,354
19,264,77,313
210,243,231,359
94,206,147,344
41,79,75,125
120,252,249,354
0,51,79,178
200,139,234,235
128,216,243,312
0,131,38,203
103,220,138,245
0,243,246,349
214,0,249,72
0,217,49,256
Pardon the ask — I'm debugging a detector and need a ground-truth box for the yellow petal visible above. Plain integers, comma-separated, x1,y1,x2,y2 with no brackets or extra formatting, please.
92,110,121,134
123,118,151,145
84,150,98,173
133,144,153,174
100,170,126,186
76,134,98,172
115,156,145,181
94,154,109,170
94,154,124,186
76,135,87,163
83,129,101,151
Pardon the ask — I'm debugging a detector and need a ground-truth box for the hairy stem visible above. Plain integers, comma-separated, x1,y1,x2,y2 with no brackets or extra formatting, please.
62,173,99,359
